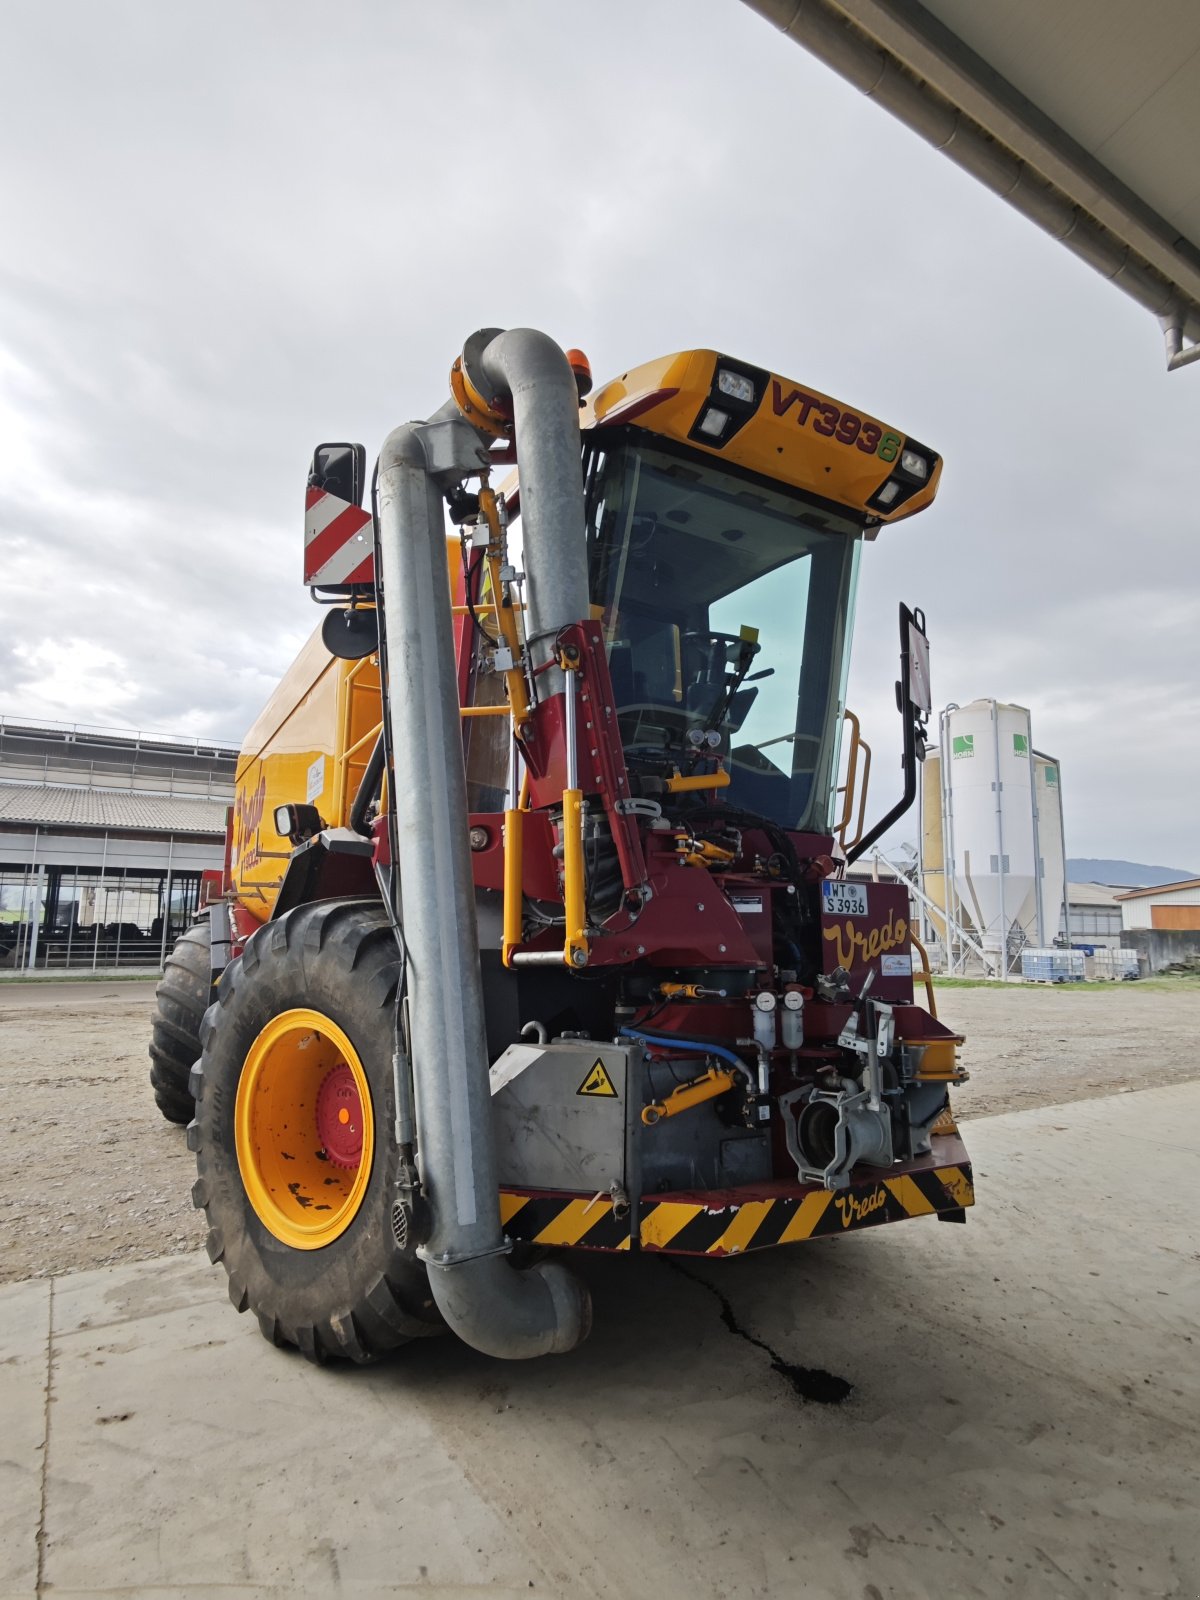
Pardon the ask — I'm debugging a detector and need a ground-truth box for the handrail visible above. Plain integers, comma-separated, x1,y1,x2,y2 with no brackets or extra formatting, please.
835,709,871,850
909,929,938,1018
343,719,382,763
847,736,872,849
333,654,381,827
835,708,860,841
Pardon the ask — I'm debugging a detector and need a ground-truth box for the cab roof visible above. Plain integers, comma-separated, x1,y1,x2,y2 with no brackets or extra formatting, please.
584,349,941,525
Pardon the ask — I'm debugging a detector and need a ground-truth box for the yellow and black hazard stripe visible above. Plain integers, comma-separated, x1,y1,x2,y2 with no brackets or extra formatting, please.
499,1191,632,1250
638,1164,973,1255
500,1162,973,1257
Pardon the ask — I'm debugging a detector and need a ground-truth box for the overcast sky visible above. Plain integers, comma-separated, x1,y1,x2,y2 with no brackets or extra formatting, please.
1,2,1196,868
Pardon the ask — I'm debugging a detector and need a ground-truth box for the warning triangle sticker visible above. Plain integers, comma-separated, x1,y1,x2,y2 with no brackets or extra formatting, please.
577,1059,618,1098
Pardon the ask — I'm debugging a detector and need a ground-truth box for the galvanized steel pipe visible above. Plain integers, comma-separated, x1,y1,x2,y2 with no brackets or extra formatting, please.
375,379,590,1359
477,328,591,687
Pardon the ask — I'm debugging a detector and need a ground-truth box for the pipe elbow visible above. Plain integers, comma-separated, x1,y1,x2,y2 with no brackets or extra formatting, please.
378,421,428,478
426,1251,592,1360
479,326,576,402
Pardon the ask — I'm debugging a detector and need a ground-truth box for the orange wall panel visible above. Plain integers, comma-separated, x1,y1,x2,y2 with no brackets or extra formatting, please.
1151,905,1200,931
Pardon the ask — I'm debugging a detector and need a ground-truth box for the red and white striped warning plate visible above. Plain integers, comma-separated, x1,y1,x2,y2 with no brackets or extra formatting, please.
304,487,374,587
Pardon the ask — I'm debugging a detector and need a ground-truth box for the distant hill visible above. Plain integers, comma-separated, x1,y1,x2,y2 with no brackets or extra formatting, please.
1067,858,1197,888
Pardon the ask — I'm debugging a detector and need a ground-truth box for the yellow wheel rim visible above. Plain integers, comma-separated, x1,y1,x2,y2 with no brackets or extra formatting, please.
235,1008,375,1251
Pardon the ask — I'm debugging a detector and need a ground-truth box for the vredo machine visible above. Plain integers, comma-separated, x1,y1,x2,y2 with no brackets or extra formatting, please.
151,329,971,1363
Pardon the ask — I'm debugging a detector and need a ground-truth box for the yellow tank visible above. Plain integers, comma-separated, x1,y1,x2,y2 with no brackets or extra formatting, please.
230,626,381,919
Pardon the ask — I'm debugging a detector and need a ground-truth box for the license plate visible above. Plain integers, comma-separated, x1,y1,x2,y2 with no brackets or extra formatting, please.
821,879,867,917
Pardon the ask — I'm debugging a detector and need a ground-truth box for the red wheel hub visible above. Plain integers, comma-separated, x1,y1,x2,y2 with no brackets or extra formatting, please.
315,1064,365,1169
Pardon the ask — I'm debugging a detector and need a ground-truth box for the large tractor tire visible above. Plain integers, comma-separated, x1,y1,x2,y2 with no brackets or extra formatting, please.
188,898,443,1363
149,918,212,1124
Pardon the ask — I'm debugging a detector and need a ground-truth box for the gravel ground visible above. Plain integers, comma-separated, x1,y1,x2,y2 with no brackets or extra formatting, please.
2,975,1198,1284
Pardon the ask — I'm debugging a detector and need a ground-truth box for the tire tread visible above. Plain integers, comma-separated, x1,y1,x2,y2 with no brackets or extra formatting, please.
147,918,213,1123
190,897,441,1364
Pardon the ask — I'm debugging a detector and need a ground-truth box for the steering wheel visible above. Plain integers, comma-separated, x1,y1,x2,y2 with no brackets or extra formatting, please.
682,630,760,683
682,630,759,651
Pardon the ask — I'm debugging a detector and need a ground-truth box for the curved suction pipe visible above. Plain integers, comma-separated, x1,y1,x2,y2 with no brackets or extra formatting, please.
476,328,591,688
426,1252,592,1360
375,396,590,1360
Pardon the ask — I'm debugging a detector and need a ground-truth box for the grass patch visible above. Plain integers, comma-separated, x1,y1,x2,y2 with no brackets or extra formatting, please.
933,974,1200,994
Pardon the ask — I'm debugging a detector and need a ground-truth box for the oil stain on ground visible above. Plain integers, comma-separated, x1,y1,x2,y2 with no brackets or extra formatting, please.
665,1258,853,1405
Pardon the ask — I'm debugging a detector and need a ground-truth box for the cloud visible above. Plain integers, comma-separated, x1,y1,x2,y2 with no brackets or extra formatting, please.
0,1,1195,862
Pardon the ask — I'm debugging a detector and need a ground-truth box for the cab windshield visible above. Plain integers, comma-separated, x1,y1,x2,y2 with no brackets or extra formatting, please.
583,432,863,834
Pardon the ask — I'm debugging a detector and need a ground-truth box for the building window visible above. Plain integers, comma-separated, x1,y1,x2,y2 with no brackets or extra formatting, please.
0,863,203,971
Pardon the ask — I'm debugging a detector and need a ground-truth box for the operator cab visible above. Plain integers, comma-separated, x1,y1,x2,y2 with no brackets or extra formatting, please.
582,429,862,835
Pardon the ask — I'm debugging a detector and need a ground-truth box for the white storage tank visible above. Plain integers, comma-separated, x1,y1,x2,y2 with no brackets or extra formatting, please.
1033,753,1066,947
941,700,1038,962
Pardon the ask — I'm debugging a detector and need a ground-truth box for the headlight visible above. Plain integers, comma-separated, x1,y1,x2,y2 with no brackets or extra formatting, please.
697,406,730,438
900,448,928,479
717,369,756,404
875,481,901,505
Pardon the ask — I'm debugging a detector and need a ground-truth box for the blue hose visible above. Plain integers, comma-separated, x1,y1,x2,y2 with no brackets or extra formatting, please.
619,1027,749,1076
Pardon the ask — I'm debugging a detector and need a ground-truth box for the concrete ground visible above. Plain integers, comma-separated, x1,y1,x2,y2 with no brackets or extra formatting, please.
2,1084,1197,1600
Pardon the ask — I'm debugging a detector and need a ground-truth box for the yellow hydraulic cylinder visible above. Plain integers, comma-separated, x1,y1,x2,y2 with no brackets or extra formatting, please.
642,1066,738,1126
502,807,523,968
562,788,588,968
477,483,530,728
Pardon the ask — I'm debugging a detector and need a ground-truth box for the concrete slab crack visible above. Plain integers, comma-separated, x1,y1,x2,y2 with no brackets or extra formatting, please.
664,1257,853,1405
35,1275,54,1598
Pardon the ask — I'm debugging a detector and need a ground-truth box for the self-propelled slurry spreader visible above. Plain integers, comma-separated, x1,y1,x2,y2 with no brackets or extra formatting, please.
150,329,971,1362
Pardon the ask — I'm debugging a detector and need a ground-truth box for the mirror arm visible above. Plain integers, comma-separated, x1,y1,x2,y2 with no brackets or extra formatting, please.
845,602,928,866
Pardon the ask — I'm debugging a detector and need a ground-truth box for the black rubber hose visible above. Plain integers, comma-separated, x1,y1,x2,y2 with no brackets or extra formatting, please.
349,733,386,838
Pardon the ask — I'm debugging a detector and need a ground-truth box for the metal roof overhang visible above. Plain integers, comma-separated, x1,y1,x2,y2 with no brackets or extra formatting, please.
742,0,1200,370
0,782,228,835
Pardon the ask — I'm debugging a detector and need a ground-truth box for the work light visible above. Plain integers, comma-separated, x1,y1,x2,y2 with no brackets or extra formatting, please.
697,407,730,438
716,369,756,404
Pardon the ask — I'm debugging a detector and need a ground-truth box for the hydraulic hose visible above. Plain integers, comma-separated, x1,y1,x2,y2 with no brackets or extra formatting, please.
619,1027,756,1090
349,733,385,838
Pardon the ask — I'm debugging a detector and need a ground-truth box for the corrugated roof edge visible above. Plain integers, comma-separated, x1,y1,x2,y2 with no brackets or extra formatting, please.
1116,878,1200,900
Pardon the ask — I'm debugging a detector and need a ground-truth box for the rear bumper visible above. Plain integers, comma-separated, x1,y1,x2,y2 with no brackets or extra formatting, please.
499,1135,974,1257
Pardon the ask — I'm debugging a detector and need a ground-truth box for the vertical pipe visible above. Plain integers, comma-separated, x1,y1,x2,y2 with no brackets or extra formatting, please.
26,858,44,973
1054,760,1072,951
377,431,495,1260
375,409,589,1359
22,827,40,971
160,835,175,969
65,869,75,968
478,330,590,691
939,707,960,972
990,702,1008,973
502,742,523,967
93,832,109,973
1028,730,1045,947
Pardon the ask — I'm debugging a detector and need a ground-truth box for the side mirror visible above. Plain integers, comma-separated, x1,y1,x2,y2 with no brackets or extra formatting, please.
274,802,324,845
847,603,931,864
906,610,931,716
309,442,366,508
321,606,379,661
